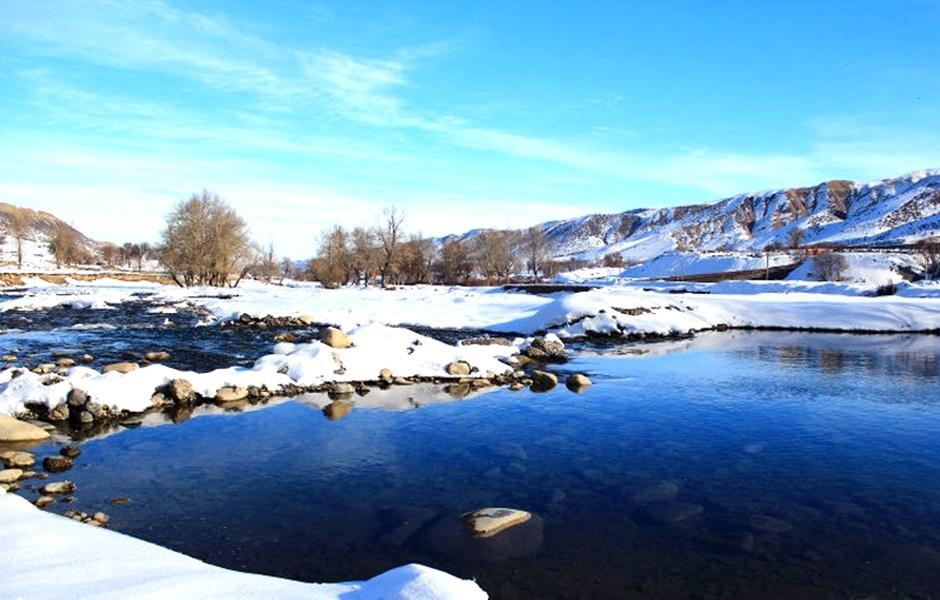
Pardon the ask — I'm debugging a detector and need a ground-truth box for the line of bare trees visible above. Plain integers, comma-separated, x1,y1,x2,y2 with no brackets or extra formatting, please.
304,207,557,287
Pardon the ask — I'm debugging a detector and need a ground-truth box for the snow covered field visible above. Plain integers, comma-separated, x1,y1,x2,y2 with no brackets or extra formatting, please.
0,488,486,599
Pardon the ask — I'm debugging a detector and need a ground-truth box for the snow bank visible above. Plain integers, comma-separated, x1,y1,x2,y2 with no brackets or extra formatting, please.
0,323,517,416
0,488,486,599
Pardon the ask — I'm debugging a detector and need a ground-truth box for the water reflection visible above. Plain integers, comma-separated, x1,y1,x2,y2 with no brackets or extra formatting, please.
4,330,940,599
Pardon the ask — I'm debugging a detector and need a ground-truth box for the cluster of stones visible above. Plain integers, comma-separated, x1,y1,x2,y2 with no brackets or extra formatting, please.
6,327,592,433
222,313,316,329
63,509,110,527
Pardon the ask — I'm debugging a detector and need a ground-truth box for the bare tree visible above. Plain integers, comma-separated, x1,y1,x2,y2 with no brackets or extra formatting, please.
787,227,806,249
48,222,81,268
812,252,848,281
437,240,473,285
350,227,379,285
137,242,152,271
98,242,118,267
280,257,294,281
5,207,31,270
915,236,940,280
252,243,280,283
474,230,519,283
524,226,549,280
375,206,405,286
399,235,435,284
313,225,351,287
159,190,256,287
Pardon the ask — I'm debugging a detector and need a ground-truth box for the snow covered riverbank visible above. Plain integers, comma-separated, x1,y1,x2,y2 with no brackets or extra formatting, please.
0,488,486,599
2,278,940,339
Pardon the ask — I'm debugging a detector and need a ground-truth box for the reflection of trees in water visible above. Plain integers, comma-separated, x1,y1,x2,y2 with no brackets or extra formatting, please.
742,341,940,379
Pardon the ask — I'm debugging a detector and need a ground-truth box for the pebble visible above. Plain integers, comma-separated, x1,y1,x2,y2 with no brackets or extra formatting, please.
41,481,76,495
0,468,23,484
34,496,55,509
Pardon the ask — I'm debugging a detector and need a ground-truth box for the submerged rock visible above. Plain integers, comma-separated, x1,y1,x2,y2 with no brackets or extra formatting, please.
145,351,171,362
0,415,50,442
34,495,55,509
319,327,353,349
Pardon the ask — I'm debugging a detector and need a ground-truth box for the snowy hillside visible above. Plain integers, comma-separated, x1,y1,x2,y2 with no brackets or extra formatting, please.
0,203,98,270
447,169,940,263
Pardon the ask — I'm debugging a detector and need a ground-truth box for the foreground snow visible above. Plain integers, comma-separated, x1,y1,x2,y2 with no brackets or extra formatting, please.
0,322,517,416
0,488,486,599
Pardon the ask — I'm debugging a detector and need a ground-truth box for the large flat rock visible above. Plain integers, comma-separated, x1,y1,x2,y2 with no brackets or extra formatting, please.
0,415,50,442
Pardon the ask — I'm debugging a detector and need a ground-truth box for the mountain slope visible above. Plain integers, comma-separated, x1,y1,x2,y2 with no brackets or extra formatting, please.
0,203,99,270
448,169,940,262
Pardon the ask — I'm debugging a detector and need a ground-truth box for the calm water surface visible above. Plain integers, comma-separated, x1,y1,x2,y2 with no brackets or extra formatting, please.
9,330,940,599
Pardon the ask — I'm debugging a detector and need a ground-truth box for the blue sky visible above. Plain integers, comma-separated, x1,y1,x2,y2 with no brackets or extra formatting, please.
1,0,939,257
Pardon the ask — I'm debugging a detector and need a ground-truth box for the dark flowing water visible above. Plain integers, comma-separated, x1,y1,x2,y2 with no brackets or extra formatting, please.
4,303,940,598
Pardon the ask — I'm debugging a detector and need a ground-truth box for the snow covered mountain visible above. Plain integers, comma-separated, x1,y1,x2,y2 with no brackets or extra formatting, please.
449,169,940,263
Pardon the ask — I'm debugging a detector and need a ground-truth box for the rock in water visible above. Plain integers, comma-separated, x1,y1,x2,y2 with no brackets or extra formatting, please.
462,508,531,538
49,403,69,421
529,370,557,392
421,511,544,562
66,388,88,407
60,445,81,459
41,481,76,495
0,469,23,484
102,362,139,374
2,451,35,469
0,415,50,442
445,361,471,376
167,379,195,403
145,351,171,361
43,456,74,473
215,386,248,403
565,373,592,392
319,327,353,349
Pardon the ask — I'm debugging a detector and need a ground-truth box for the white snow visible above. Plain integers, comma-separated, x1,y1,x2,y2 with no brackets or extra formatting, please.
0,322,517,416
0,488,486,600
